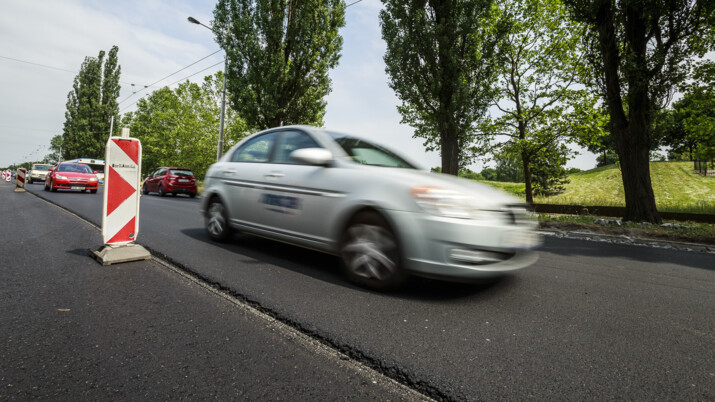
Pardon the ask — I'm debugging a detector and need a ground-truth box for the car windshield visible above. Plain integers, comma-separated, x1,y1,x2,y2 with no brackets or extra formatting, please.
34,164,53,170
327,132,416,169
170,169,193,177
58,164,92,173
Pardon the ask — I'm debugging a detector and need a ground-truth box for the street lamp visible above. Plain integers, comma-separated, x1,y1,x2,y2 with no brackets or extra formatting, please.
188,16,228,162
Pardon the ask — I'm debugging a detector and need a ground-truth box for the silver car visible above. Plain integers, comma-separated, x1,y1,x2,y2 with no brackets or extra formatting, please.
28,163,53,184
201,126,540,290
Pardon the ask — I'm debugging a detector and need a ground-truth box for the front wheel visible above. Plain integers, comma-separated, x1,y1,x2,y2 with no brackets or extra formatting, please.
206,199,232,242
142,184,148,195
158,184,165,197
90,189,97,194
340,212,406,291
50,180,57,192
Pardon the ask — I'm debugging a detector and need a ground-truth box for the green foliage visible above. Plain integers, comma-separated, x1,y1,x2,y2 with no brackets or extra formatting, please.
380,0,505,175
530,143,570,196
213,0,345,129
62,46,121,160
124,73,249,179
564,0,715,222
480,167,498,181
482,0,591,202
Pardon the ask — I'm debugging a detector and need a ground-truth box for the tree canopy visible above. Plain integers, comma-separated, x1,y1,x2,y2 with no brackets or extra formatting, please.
124,73,248,178
62,46,121,160
565,0,715,223
213,0,345,130
380,0,505,175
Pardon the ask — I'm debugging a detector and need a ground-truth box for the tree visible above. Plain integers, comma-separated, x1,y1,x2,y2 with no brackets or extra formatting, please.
530,142,571,196
213,0,345,130
43,134,64,164
62,46,121,160
565,0,714,223
380,0,505,175
483,0,590,202
125,73,248,178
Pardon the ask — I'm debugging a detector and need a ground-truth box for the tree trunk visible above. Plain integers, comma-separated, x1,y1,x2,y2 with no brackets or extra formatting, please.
595,1,661,223
441,132,459,175
522,151,533,204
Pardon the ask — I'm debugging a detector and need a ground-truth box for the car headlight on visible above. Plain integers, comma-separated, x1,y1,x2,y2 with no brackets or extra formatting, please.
410,186,484,219
89,177,98,182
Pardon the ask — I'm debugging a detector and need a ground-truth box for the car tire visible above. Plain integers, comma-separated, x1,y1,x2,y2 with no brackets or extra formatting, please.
142,184,148,195
189,192,196,198
158,184,165,197
206,198,232,242
28,178,33,184
90,189,97,194
44,181,49,191
340,211,406,291
50,180,57,192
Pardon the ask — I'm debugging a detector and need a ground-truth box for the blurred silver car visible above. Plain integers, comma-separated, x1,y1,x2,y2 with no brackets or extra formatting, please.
28,163,53,184
200,126,540,290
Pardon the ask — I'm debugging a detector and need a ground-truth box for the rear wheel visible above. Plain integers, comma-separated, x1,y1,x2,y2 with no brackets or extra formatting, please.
206,198,232,242
340,212,406,291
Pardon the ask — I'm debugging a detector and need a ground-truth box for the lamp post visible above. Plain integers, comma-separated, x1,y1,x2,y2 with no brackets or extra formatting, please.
188,16,227,162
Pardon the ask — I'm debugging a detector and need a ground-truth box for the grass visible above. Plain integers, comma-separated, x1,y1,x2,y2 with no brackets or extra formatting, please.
479,162,715,214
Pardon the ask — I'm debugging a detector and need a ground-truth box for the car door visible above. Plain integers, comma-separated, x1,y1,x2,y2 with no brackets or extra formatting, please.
257,129,345,250
219,132,278,229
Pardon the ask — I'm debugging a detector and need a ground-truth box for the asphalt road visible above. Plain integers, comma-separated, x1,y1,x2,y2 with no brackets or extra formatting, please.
0,182,423,400
11,182,715,400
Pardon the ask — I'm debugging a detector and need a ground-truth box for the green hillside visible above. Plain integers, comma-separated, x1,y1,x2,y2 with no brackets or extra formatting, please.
479,161,715,214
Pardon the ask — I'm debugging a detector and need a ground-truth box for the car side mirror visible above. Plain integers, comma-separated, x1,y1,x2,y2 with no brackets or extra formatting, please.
290,148,333,166
48,168,54,171
93,171,98,174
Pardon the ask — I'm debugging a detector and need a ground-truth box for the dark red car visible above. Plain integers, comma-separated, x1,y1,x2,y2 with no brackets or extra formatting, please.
142,167,197,197
44,162,99,193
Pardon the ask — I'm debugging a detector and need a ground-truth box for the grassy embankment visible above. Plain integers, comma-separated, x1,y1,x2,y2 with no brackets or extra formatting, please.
479,162,715,243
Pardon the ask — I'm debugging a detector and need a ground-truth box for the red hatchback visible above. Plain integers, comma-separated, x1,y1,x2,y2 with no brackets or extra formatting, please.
44,162,99,193
142,167,197,197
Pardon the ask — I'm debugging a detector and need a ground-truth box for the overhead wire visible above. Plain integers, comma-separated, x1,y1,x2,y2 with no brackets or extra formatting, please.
0,54,135,86
117,49,223,105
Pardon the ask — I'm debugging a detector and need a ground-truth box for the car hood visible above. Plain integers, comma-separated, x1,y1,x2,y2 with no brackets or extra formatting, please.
353,165,523,209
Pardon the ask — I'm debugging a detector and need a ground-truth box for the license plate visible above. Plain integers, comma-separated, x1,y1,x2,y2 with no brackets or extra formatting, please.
71,186,85,190
178,179,188,182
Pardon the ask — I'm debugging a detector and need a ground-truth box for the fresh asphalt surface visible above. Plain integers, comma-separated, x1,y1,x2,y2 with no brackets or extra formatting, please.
6,182,715,400
0,183,421,400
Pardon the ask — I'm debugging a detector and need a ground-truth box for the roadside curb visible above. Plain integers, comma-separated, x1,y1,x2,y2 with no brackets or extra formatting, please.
538,229,715,254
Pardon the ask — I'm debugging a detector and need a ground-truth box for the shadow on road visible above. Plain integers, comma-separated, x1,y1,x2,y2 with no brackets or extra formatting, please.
542,236,714,271
179,227,496,300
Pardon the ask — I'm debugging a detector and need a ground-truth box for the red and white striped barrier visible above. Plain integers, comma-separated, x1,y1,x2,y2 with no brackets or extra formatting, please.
4,170,10,182
1,170,5,181
101,137,142,244
15,168,26,189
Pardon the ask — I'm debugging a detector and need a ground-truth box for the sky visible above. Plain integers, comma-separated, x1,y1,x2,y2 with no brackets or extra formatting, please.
0,0,598,170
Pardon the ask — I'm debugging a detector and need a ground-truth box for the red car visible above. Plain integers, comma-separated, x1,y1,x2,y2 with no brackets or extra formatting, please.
142,167,197,198
44,162,99,193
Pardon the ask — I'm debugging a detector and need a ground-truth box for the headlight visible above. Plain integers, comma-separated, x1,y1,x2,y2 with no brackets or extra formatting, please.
89,177,98,182
410,186,485,219
56,174,68,180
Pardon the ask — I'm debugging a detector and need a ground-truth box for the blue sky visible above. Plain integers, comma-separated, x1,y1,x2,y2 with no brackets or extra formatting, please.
0,0,598,170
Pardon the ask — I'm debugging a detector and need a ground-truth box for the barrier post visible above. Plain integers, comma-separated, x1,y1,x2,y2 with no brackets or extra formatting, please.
14,168,26,192
91,132,151,265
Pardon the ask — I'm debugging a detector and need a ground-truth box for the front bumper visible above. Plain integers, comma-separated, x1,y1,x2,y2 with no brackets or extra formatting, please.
52,179,98,191
388,209,541,282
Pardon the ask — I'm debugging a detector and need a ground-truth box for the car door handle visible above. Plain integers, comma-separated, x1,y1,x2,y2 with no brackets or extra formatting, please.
265,172,285,179
223,169,237,176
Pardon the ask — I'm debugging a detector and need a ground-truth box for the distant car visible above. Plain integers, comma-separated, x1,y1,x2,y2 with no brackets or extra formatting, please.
44,162,99,193
142,167,198,197
200,125,541,290
27,163,53,184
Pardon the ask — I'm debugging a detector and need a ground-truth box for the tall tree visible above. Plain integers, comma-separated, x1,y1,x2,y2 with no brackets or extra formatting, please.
62,46,122,160
213,0,345,130
564,0,714,223
482,0,590,202
380,0,505,175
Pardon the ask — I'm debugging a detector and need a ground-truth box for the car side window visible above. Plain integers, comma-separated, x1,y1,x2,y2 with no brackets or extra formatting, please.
231,133,277,163
157,168,167,176
273,131,321,164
